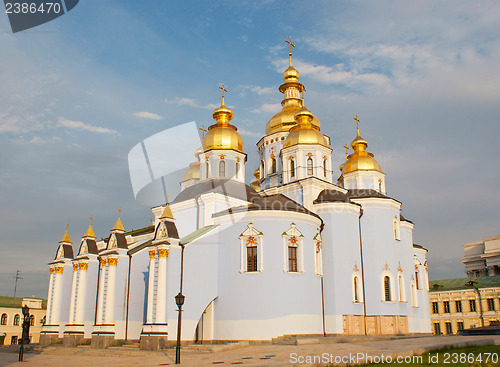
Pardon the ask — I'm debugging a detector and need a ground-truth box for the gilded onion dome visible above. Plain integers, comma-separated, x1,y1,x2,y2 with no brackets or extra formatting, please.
283,97,328,148
265,38,321,135
202,85,244,153
250,168,260,192
342,116,381,174
182,147,202,181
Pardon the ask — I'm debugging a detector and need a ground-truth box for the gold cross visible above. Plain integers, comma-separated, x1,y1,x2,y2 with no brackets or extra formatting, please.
219,83,228,105
284,36,295,56
199,125,207,138
301,86,306,104
344,143,349,158
66,222,69,229
165,193,170,203
89,216,93,224
118,207,121,215
306,152,313,158
354,115,360,134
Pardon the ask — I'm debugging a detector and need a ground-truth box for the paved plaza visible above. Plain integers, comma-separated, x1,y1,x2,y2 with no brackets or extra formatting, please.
1,335,499,367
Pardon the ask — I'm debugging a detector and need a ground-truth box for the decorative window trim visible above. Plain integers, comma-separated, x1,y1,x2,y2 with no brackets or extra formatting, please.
260,160,264,179
394,215,401,241
289,157,295,179
410,281,418,308
0,313,7,326
219,160,225,178
239,223,264,274
306,157,313,176
282,223,304,273
398,272,407,303
352,272,364,303
381,271,396,302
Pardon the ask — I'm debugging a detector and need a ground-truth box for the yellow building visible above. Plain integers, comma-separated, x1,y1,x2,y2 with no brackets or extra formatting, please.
0,297,47,345
429,275,500,334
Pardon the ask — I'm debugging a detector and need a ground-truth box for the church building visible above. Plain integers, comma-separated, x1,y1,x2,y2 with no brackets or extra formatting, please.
40,39,431,349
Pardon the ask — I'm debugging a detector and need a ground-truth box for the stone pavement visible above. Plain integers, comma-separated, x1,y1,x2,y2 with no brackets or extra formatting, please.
1,335,499,367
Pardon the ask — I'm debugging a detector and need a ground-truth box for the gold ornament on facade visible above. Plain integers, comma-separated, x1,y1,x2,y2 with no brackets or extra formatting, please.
79,263,89,271
158,248,170,258
55,266,64,274
398,262,403,273
219,154,226,159
108,258,118,266
183,147,202,181
342,115,382,174
202,84,244,153
100,258,107,267
149,249,156,259
73,263,79,271
353,263,359,272
49,268,54,274
250,168,260,192
383,263,390,271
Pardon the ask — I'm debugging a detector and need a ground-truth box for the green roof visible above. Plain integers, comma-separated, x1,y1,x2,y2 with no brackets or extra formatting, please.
0,296,47,309
180,225,219,246
429,275,500,292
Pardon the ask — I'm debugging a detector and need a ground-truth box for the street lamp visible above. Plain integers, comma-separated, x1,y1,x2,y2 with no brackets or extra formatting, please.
19,305,30,361
175,244,185,365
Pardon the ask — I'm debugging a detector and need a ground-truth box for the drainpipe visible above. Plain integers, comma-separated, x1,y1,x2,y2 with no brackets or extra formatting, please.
94,258,101,325
319,221,326,337
358,208,367,335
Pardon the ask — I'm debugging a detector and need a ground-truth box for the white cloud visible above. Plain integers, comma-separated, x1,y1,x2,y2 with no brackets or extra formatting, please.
57,118,117,135
239,85,274,96
238,127,262,137
164,97,217,110
134,111,163,120
251,103,281,114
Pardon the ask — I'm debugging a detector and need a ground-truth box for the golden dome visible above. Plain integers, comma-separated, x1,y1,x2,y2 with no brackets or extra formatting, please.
283,100,328,148
202,85,244,153
182,148,201,181
264,40,320,135
342,117,382,174
250,168,260,192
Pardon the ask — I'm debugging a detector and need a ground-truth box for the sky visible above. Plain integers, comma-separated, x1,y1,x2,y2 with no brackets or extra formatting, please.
0,0,499,298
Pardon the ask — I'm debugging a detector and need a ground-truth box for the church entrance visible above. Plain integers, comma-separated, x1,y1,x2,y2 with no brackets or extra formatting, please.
194,299,215,344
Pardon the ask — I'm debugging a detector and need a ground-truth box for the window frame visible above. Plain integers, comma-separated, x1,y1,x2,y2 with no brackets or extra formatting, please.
13,314,20,326
0,313,7,325
469,299,477,312
432,302,439,314
381,271,396,302
219,160,225,177
306,157,313,176
239,223,264,274
282,224,304,274
443,301,450,313
455,300,462,313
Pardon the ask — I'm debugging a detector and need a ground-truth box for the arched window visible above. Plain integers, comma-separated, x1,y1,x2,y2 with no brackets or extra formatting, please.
13,314,20,326
384,276,391,302
323,158,327,177
271,158,277,174
1,313,7,325
394,216,400,241
239,223,263,273
354,277,359,302
205,161,209,179
260,160,264,178
235,162,240,179
290,159,295,178
307,157,313,175
29,315,35,326
219,160,225,177
415,270,420,289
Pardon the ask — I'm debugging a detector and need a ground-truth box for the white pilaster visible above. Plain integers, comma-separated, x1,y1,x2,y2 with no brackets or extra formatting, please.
104,258,118,324
68,264,78,324
156,248,169,323
75,263,88,324
51,266,64,326
46,268,55,325
147,249,156,324
96,259,106,324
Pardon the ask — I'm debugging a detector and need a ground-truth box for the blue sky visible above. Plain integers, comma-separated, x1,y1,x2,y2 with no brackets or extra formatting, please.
1,0,499,297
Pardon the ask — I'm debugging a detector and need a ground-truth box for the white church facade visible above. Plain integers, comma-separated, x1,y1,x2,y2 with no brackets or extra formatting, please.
40,41,431,349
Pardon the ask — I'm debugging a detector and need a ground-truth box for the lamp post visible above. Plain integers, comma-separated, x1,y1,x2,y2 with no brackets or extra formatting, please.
19,305,30,361
175,244,185,365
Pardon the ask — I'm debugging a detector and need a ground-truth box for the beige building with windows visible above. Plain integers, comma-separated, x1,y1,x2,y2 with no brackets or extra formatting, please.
0,297,46,345
461,235,500,277
428,275,500,335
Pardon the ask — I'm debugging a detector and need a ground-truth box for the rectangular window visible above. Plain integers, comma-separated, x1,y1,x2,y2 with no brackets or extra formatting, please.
11,336,18,345
487,298,495,311
443,301,450,313
415,271,420,289
288,246,298,272
246,246,257,272
445,322,452,335
455,300,462,313
433,323,441,335
469,299,477,312
457,322,464,332
432,302,439,314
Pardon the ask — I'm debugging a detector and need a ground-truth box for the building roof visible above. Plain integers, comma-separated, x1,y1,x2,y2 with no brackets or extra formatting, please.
0,296,47,309
429,275,500,292
213,194,322,220
413,243,427,251
154,221,179,240
313,189,353,204
172,179,260,204
83,239,98,254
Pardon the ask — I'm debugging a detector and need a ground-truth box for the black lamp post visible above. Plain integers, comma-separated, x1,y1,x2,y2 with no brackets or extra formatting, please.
175,244,185,364
19,305,30,361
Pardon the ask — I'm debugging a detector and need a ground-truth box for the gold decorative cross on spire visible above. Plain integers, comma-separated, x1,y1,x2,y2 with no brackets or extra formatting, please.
165,193,170,203
344,143,349,158
219,83,228,106
118,207,121,215
285,36,295,57
354,115,360,135
66,221,69,229
89,216,93,224
301,85,306,104
199,124,207,138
